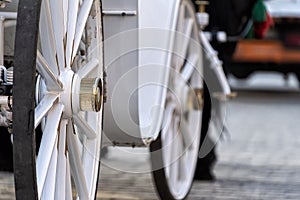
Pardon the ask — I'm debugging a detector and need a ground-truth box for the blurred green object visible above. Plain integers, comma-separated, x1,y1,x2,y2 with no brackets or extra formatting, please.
253,0,267,22
247,0,273,39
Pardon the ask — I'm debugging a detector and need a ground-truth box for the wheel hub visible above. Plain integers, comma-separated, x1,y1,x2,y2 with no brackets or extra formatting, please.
60,70,75,118
37,69,103,119
187,88,204,110
173,80,204,112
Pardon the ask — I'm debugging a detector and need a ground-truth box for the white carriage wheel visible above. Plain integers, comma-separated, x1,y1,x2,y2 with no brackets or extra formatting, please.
13,0,104,199
150,1,203,199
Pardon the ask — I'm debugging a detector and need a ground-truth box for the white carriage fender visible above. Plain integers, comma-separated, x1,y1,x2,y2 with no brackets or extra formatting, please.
138,0,181,144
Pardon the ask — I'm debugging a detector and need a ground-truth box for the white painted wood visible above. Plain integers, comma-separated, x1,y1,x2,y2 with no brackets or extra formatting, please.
66,0,79,68
181,54,199,82
41,137,58,200
50,0,65,71
34,94,59,129
65,153,73,200
54,120,67,200
67,121,89,200
77,58,99,79
72,0,93,61
73,114,97,139
40,0,59,76
36,103,64,197
36,51,63,91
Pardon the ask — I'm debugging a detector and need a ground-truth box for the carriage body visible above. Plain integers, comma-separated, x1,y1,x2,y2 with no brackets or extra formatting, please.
102,0,181,146
0,0,229,147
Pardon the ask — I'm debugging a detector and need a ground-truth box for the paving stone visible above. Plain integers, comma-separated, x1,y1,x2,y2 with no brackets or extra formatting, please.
1,85,300,200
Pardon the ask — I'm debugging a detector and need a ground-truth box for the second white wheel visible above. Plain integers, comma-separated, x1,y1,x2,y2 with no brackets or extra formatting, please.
150,0,204,199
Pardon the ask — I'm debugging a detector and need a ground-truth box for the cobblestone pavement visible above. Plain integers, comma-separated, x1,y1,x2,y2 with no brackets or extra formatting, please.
1,74,300,199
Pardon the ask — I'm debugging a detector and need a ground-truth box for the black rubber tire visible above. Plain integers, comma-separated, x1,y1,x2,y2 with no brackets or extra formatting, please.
12,0,41,199
150,82,208,200
150,136,185,200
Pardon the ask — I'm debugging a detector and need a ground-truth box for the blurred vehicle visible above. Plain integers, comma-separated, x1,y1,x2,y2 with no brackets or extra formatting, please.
230,0,300,80
203,0,257,76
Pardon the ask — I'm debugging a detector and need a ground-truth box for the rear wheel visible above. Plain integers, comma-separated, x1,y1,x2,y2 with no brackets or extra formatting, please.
150,1,204,199
194,82,217,181
13,0,104,199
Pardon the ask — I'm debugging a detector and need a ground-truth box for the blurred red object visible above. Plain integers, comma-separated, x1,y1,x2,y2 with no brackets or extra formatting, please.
254,12,274,39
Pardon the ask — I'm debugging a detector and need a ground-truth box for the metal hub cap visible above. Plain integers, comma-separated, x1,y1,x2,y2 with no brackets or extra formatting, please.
79,78,102,112
36,69,103,119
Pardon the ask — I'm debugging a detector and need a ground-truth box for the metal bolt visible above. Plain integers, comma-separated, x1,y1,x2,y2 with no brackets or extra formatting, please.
195,1,209,13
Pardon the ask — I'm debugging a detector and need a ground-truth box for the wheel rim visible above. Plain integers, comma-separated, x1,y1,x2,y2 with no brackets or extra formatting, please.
35,0,103,199
158,1,203,199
